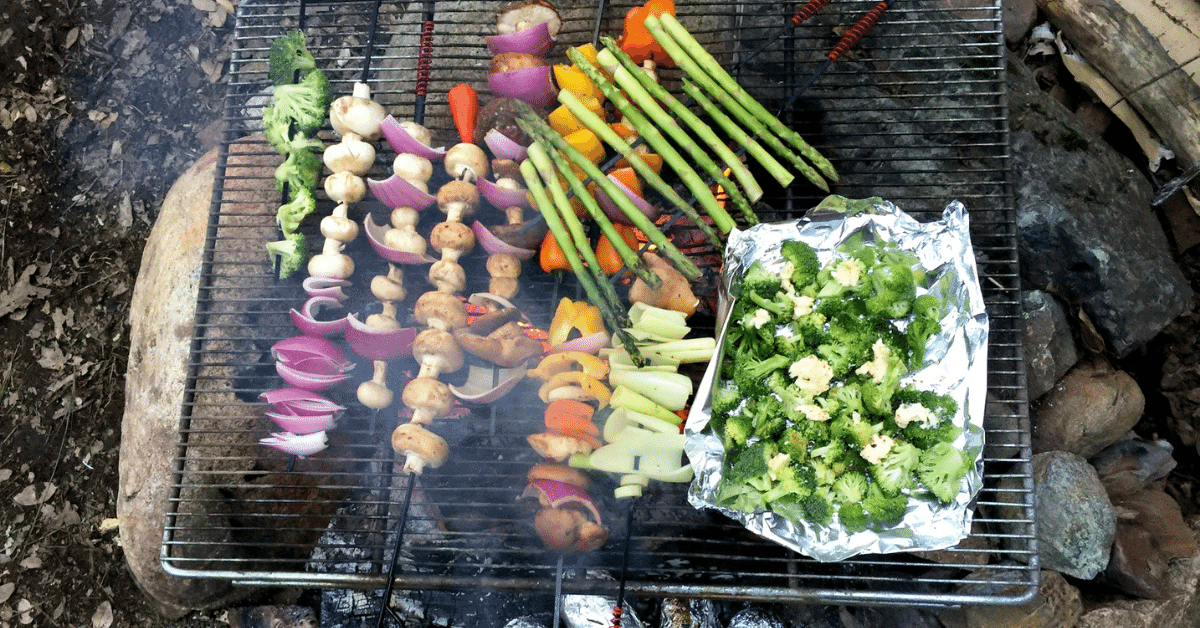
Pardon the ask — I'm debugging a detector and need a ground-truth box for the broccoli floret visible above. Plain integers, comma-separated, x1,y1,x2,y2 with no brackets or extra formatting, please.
265,232,308,280
268,70,333,132
810,438,845,464
830,413,880,449
726,441,775,492
781,240,821,287
733,353,792,397
905,316,941,367
711,382,744,419
801,492,834,526
870,441,921,495
274,143,322,194
268,31,319,86
838,502,870,532
746,290,789,318
778,429,811,461
911,293,943,321
815,257,868,298
892,387,960,447
740,260,783,299
859,367,904,417
752,405,787,441
716,481,764,513
264,121,325,158
863,253,919,319
917,442,973,503
276,186,317,236
863,482,908,528
722,414,752,451
773,327,810,361
822,383,866,421
832,471,868,505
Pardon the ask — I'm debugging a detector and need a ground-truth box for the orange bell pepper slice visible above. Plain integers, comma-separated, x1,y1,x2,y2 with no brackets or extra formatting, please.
606,167,642,199
539,230,572,274
544,399,600,437
617,0,676,66
615,151,663,175
528,351,610,381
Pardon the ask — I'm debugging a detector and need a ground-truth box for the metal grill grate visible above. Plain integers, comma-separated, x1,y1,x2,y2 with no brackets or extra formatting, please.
163,0,1037,608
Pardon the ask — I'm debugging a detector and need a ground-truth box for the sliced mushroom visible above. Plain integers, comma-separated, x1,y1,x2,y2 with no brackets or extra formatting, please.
402,376,454,424
412,327,464,380
391,422,449,474
454,320,543,368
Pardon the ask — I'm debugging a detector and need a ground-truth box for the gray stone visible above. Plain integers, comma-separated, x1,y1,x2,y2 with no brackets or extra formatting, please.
1032,359,1145,459
1003,0,1038,47
1022,289,1079,400
1007,59,1192,357
1032,451,1116,580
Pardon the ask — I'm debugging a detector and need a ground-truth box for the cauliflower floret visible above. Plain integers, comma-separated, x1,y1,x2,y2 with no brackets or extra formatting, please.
767,452,791,479
789,355,834,396
832,259,865,287
746,308,771,329
790,294,815,318
780,260,796,294
860,433,895,464
894,402,937,429
796,403,830,422
855,339,891,383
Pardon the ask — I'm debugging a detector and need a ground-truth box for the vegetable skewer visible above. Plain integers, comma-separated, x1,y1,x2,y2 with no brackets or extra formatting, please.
565,47,742,233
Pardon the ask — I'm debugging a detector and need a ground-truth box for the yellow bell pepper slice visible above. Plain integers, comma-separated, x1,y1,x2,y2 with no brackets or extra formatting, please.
549,298,608,346
564,128,605,165
553,64,603,102
547,97,605,137
538,371,611,408
527,351,610,381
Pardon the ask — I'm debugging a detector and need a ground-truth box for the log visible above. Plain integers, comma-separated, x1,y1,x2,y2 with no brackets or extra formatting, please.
1038,0,1200,177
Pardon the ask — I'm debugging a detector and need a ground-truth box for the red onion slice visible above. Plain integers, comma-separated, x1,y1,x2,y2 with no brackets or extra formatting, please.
527,478,604,525
260,388,346,417
596,176,661,224
368,175,436,211
548,331,610,355
363,214,438,264
302,276,351,300
290,296,349,338
477,177,531,210
261,431,329,457
467,292,519,312
472,220,536,261
271,336,354,371
343,314,418,361
483,128,529,162
275,361,353,391
265,411,337,435
488,66,557,110
380,115,446,160
484,22,555,57
449,364,526,403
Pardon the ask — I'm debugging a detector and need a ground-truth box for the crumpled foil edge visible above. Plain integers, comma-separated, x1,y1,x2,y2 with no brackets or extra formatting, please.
683,196,989,562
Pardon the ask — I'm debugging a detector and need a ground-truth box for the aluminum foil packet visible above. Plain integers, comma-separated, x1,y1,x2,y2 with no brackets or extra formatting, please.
684,196,989,562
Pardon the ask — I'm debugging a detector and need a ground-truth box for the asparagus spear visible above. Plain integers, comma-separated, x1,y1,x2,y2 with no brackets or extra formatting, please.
552,90,727,248
644,14,835,190
519,158,634,340
569,47,756,228
595,38,772,200
681,78,829,194
537,139,661,289
517,111,704,280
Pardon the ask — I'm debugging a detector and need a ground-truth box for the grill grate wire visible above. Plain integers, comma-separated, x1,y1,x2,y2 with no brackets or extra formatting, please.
163,0,1037,610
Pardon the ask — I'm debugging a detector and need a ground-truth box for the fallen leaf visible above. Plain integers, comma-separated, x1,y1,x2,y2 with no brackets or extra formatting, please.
98,518,120,534
18,556,40,570
0,469,11,482
0,265,52,319
12,485,38,507
0,582,13,604
91,601,113,628
64,26,79,49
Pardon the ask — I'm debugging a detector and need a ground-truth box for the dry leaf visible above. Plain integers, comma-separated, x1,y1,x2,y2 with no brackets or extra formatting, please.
18,555,40,569
65,27,79,49
23,104,36,124
0,582,14,604
12,485,38,507
0,469,11,481
91,601,113,628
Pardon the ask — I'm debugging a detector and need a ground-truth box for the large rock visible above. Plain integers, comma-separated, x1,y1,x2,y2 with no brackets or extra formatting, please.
1032,451,1115,580
1032,358,1144,458
1007,58,1192,357
940,569,1081,628
1022,289,1079,400
1077,522,1200,628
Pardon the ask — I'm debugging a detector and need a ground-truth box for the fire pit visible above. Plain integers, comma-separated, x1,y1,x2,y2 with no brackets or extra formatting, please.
161,0,1035,613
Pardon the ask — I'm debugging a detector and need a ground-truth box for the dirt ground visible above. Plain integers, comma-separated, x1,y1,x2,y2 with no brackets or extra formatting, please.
2,0,1200,627
0,0,230,625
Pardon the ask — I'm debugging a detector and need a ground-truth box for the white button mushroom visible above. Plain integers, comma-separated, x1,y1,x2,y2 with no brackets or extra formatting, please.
391,423,449,475
443,143,489,182
393,152,433,183
324,171,366,204
323,133,376,175
329,82,388,141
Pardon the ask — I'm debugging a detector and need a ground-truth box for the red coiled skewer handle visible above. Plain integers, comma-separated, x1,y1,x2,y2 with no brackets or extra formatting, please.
828,0,890,61
414,20,435,98
610,604,623,628
789,0,835,27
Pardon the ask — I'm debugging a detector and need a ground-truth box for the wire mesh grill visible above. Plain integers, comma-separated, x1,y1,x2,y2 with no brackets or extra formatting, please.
163,0,1037,607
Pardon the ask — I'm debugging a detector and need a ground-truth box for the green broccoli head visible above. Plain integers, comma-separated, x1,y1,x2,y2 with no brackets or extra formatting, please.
905,316,941,367
265,232,308,280
838,502,870,532
830,412,880,449
870,441,921,495
739,260,783,300
269,70,333,132
863,482,908,528
711,382,744,419
831,471,868,505
274,147,321,195
781,239,820,287
863,256,918,319
721,414,753,451
801,491,834,526
268,31,318,86
917,441,973,503
716,481,764,514
778,428,810,462
264,122,326,158
751,403,788,441
276,186,317,236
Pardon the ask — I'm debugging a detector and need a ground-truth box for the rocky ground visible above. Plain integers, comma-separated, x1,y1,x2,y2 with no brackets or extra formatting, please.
1,0,1198,627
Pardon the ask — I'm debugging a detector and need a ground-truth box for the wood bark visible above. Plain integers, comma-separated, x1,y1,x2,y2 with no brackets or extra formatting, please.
1038,0,1200,173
